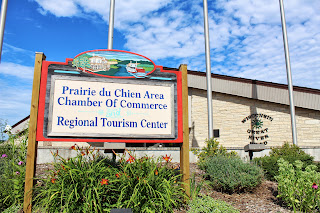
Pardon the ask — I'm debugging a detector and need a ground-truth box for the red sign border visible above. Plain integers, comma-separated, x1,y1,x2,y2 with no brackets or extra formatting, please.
36,53,183,143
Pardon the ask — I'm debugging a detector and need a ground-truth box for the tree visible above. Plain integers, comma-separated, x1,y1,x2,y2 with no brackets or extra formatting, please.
73,56,91,72
72,58,80,70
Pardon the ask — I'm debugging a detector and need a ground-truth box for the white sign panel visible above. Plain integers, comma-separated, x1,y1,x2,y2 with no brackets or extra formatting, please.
48,77,174,138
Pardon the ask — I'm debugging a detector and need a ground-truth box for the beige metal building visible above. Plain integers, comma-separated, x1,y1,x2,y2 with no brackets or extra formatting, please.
9,69,320,162
187,70,320,149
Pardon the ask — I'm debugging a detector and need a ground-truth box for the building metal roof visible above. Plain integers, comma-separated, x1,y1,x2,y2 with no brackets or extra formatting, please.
7,115,30,134
184,69,320,111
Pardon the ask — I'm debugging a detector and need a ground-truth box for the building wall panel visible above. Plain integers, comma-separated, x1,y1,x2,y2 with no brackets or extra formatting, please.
188,74,320,111
189,88,320,148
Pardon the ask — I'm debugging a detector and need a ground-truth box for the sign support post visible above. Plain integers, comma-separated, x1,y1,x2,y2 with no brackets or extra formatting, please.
23,52,46,213
180,64,190,197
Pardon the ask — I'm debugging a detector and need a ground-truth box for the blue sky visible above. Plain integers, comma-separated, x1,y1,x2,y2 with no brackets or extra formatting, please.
0,0,320,126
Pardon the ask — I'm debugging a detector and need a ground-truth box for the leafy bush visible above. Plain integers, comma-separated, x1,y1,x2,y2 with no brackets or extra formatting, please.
33,146,185,212
200,155,263,194
314,161,320,173
276,158,320,212
192,138,237,163
2,204,22,213
254,142,315,181
0,129,27,212
33,145,115,212
188,195,239,213
114,152,185,212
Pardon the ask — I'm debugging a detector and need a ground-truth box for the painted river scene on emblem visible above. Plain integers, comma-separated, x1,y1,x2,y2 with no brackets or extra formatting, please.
72,50,155,78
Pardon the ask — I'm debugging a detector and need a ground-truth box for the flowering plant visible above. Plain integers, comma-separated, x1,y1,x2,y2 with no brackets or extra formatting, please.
4,125,12,133
163,154,172,163
276,158,320,212
0,128,27,212
33,145,118,212
111,150,185,212
100,178,109,185
33,146,185,212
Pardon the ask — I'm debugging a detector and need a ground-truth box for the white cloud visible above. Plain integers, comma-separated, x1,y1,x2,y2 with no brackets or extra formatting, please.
32,0,320,89
33,0,171,22
1,0,319,129
0,62,34,80
114,0,171,26
2,43,35,65
206,0,320,89
0,83,32,125
2,43,34,58
35,0,79,17
0,70,33,125
76,0,108,19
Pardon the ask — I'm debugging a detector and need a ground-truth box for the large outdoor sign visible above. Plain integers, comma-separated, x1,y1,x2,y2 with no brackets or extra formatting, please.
48,77,174,137
36,50,183,143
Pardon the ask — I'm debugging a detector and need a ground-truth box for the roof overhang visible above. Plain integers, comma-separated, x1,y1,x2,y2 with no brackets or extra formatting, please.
185,69,320,111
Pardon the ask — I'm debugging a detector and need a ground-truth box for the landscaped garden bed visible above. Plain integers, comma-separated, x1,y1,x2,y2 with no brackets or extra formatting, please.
1,130,319,212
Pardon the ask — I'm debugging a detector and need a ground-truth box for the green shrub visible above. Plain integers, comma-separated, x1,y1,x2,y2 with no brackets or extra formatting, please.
0,129,27,212
276,158,320,212
200,155,263,194
192,138,237,163
113,152,185,212
33,145,115,212
314,161,320,173
2,204,22,213
188,195,239,213
33,146,185,213
254,142,314,181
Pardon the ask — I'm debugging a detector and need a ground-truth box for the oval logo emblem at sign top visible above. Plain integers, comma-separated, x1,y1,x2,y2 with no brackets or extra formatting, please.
72,49,156,78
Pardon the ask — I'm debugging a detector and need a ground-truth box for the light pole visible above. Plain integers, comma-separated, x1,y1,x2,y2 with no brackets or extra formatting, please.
279,0,298,145
203,0,214,139
0,0,9,62
108,0,115,49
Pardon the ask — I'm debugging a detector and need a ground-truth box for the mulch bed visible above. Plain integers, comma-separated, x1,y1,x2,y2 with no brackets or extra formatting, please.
174,163,293,213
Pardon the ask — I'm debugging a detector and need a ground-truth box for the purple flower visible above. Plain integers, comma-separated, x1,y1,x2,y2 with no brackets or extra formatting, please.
16,171,20,175
18,161,24,165
312,183,318,190
1,154,7,158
